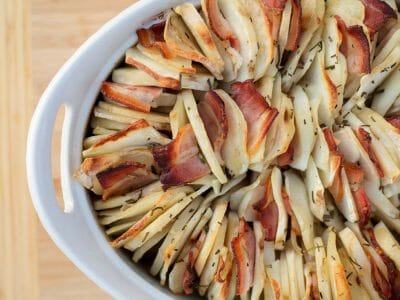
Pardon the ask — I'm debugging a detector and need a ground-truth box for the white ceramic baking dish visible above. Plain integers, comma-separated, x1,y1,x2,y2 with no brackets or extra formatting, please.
27,0,200,298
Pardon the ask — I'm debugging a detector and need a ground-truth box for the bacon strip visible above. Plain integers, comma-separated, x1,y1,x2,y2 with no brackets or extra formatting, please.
344,162,364,187
336,16,371,75
367,228,400,298
204,0,239,50
231,80,278,156
152,124,210,186
361,0,397,35
369,253,392,299
137,22,173,58
282,186,301,235
352,188,372,229
285,0,302,51
232,219,256,296
183,231,206,295
356,127,384,177
101,82,163,112
277,142,294,167
198,91,228,164
96,162,157,200
311,272,321,300
385,116,400,129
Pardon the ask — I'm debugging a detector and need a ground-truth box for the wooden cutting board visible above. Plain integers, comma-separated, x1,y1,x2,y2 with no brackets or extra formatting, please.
1,0,136,299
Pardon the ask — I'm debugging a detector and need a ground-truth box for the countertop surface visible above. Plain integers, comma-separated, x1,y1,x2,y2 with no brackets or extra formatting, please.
1,0,137,298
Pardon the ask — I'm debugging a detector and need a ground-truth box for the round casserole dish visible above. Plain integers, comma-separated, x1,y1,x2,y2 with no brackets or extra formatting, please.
27,0,200,298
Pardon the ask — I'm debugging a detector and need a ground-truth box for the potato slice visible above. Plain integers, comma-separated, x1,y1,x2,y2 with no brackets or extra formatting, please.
82,119,170,158
175,3,224,74
286,246,301,300
90,116,127,131
314,237,333,300
284,170,314,254
371,65,400,115
326,229,351,300
373,221,400,270
289,86,316,171
271,167,288,250
305,156,326,221
124,186,209,251
169,93,188,139
250,221,266,300
279,252,291,300
325,0,365,27
182,89,227,184
219,0,258,80
339,227,382,299
164,11,223,79
132,223,172,263
246,0,274,80
195,198,229,275
92,127,116,135
214,89,249,177
337,248,371,299
198,217,228,295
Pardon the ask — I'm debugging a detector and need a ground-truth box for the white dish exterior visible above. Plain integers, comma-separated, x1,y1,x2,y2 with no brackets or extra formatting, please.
27,0,200,299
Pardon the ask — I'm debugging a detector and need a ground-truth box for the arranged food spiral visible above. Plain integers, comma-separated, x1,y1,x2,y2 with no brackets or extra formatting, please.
75,0,400,298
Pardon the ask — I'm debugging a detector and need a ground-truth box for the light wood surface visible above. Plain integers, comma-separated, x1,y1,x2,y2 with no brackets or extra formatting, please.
1,0,137,299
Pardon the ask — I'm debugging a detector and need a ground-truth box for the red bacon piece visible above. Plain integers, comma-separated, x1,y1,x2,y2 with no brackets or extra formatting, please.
367,228,400,298
183,231,206,295
361,0,397,35
204,0,240,50
344,162,364,187
356,127,384,177
96,162,157,200
369,253,392,300
231,80,278,156
386,116,400,129
311,272,321,300
277,142,294,167
336,16,371,75
198,91,228,164
285,0,302,51
232,219,256,296
137,22,173,58
152,124,210,187
101,82,163,113
352,188,372,229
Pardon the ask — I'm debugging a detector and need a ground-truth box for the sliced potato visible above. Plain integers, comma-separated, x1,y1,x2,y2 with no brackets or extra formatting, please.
90,116,127,131
373,221,400,270
305,157,326,221
271,167,288,250
251,221,266,300
289,86,316,171
169,93,188,138
371,65,400,115
182,89,227,184
219,0,258,80
286,245,300,300
215,89,249,177
284,170,314,254
314,237,332,300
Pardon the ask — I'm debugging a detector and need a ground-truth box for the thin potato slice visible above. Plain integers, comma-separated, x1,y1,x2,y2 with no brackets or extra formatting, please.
182,89,227,184
169,93,188,139
251,221,266,300
271,167,288,250
305,157,326,221
314,237,332,300
371,65,400,115
373,221,400,270
219,0,258,80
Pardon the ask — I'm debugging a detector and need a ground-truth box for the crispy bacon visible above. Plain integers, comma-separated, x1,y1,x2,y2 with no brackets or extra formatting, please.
231,80,278,156
277,142,294,167
311,272,321,300
369,253,392,300
152,124,210,186
323,127,339,152
232,219,256,296
352,188,372,229
335,16,371,75
282,186,301,236
96,162,157,200
137,22,173,58
183,231,206,295
386,116,400,129
101,82,163,112
285,0,302,51
361,0,397,35
204,0,240,50
356,127,384,178
344,162,365,187
367,228,400,298
198,91,228,164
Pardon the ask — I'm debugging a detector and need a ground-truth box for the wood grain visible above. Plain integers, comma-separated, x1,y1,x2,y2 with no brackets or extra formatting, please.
1,0,136,299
